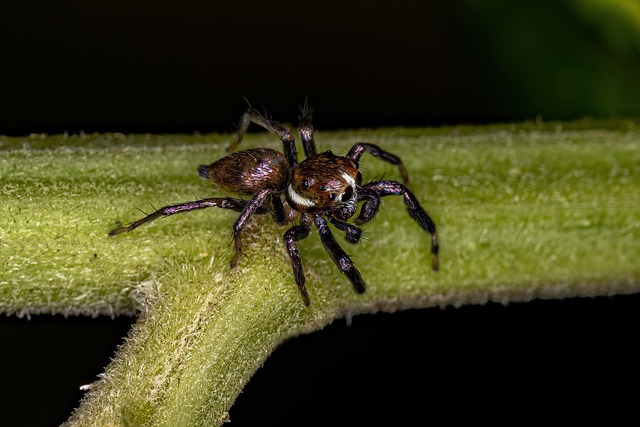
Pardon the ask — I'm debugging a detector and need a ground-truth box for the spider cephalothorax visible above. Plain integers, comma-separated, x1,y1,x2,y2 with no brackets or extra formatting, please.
110,101,439,305
287,150,361,218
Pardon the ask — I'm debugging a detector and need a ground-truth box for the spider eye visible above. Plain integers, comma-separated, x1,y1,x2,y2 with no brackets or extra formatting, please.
328,193,337,201
301,179,310,189
341,186,353,202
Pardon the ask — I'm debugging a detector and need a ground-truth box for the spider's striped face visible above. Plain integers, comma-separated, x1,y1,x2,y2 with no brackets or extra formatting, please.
286,150,362,215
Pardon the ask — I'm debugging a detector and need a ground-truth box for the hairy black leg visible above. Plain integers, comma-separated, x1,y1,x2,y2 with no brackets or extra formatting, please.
268,193,286,224
283,214,313,305
298,98,317,159
355,191,381,225
109,197,266,236
327,216,363,244
315,216,366,294
229,105,298,167
230,188,273,268
347,143,409,185
361,181,439,271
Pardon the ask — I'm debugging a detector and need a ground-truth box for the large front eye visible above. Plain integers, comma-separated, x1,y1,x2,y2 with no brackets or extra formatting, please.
341,186,353,202
328,193,337,201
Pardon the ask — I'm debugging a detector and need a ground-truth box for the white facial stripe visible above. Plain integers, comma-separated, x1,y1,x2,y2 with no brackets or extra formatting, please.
287,184,316,208
341,172,356,188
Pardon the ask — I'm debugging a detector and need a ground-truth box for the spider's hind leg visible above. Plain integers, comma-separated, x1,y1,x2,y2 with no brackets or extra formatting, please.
230,105,298,167
298,98,317,158
109,197,265,236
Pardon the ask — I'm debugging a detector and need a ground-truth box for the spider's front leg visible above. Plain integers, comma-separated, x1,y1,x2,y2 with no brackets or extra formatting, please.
315,216,366,294
358,181,439,271
283,213,313,306
347,143,409,185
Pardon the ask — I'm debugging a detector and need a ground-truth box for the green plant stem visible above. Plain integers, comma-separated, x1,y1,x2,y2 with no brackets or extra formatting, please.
1,120,639,425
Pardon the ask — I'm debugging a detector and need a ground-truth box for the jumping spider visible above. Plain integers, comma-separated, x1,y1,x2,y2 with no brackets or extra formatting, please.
110,102,439,305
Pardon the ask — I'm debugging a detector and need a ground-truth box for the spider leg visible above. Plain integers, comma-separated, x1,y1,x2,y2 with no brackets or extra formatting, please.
109,197,266,236
355,191,381,225
298,98,317,158
315,215,366,294
327,216,363,244
347,143,409,185
359,181,439,271
230,188,273,269
283,213,313,305
230,105,298,167
268,193,287,225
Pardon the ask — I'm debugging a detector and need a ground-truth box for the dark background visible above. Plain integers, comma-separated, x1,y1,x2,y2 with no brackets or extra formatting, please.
2,1,640,425
3,296,639,426
4,0,640,135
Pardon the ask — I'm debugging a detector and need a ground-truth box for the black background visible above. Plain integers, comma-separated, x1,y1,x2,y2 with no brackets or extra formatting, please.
2,1,488,135
4,1,640,135
3,296,639,426
2,1,639,425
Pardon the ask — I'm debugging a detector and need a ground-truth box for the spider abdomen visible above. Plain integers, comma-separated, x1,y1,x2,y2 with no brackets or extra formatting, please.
199,148,291,195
